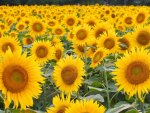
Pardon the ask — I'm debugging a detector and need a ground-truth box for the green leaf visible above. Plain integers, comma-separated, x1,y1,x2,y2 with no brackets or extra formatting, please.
106,104,133,113
125,109,139,113
84,94,104,102
88,86,104,92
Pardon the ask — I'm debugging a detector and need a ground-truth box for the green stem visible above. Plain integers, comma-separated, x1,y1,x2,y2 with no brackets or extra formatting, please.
104,66,110,109
141,101,145,113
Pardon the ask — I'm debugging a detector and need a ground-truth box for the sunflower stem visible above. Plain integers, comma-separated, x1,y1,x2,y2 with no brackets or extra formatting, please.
141,101,145,113
104,65,110,109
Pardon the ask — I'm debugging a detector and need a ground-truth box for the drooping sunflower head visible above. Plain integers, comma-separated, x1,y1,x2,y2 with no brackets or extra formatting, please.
93,22,112,39
0,36,21,56
65,99,106,113
31,40,54,65
118,33,133,53
112,48,150,100
0,49,45,109
73,43,86,58
47,93,73,113
53,44,64,61
90,47,108,68
52,55,85,94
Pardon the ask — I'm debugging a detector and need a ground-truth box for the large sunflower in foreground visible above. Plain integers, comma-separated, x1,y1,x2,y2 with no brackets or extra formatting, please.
52,56,85,94
0,36,21,55
65,99,105,113
0,49,45,109
31,40,54,65
112,48,150,100
47,94,73,113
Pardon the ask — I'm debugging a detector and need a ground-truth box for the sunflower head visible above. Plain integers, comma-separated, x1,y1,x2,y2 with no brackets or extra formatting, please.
112,48,150,100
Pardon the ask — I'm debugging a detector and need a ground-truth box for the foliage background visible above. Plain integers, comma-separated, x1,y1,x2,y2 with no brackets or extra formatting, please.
1,0,150,5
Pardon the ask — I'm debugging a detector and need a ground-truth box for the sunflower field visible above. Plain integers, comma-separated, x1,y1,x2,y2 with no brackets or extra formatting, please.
1,4,150,113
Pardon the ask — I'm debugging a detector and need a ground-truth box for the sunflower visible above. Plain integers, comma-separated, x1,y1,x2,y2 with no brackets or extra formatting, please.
73,24,93,45
52,25,65,37
31,40,54,65
98,31,119,54
65,99,105,113
0,36,21,56
132,26,150,48
47,19,58,29
93,22,112,39
29,18,46,36
0,49,45,109
112,48,150,100
52,56,85,94
63,15,78,29
86,38,98,58
50,37,62,47
135,10,148,25
84,16,98,28
22,35,35,46
73,44,86,58
67,31,74,41
90,48,108,68
118,31,134,52
53,44,64,61
47,94,73,113
16,21,26,32
123,14,135,27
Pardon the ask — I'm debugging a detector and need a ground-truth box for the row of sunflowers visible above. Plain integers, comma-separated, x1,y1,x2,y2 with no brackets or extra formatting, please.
0,5,150,113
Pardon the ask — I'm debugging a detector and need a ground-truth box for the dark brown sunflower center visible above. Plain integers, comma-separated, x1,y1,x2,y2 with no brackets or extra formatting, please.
67,18,75,26
77,45,84,53
119,38,129,50
2,42,15,53
48,21,55,26
57,106,68,113
93,51,103,63
32,22,43,32
95,28,106,38
136,13,145,23
55,49,62,60
126,61,149,85
87,21,95,26
18,25,25,30
69,33,74,39
104,38,115,49
137,31,150,45
55,29,63,35
61,65,78,85
76,29,87,40
26,38,33,45
2,65,28,93
125,17,132,25
36,46,48,58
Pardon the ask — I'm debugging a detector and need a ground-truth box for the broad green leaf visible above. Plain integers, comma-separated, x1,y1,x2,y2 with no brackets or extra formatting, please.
125,109,139,113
